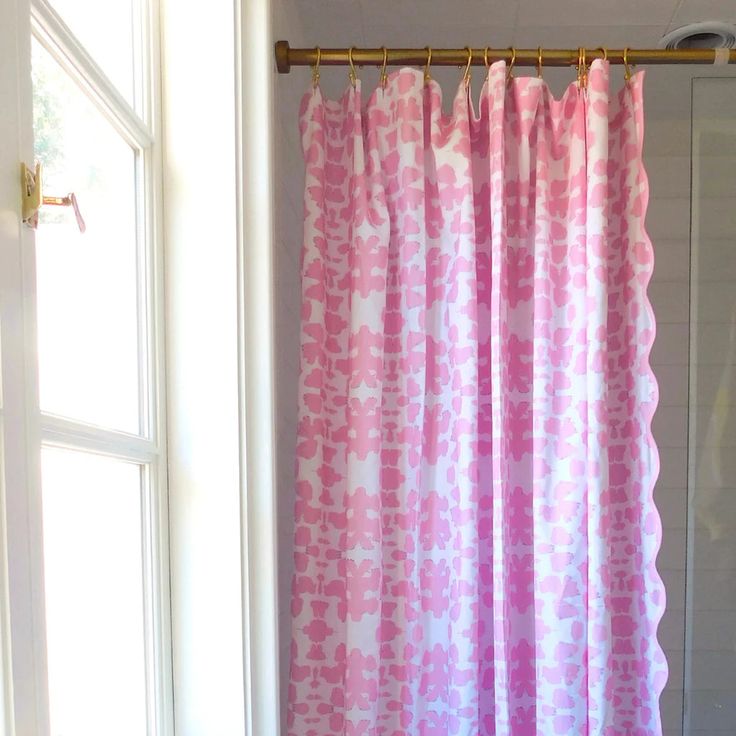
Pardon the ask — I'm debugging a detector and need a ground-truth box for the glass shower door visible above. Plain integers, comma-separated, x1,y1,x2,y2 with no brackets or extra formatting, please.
686,76,736,734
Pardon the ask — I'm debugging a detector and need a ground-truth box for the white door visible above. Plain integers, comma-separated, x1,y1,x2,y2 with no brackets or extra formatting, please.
0,1,171,734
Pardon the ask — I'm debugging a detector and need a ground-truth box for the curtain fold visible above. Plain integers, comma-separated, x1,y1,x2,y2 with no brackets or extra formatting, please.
289,59,666,736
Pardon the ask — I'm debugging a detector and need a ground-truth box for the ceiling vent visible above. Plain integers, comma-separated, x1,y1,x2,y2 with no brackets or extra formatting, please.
659,21,736,50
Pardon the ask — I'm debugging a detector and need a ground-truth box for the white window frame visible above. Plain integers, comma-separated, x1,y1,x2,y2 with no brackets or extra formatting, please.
1,0,49,732
3,0,281,732
237,0,280,731
0,0,173,733
160,0,280,731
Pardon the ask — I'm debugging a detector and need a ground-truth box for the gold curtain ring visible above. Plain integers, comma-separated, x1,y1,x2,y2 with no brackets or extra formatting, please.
484,46,490,71
348,46,357,87
598,46,608,62
577,46,588,89
380,46,388,88
463,46,473,86
424,46,432,83
537,46,543,78
623,47,633,82
506,47,516,82
311,46,321,88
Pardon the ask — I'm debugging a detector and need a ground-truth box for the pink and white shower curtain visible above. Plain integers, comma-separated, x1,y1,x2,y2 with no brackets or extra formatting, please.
288,59,667,736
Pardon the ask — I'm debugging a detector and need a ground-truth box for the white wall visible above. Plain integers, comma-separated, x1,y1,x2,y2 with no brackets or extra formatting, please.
268,10,736,732
161,1,245,732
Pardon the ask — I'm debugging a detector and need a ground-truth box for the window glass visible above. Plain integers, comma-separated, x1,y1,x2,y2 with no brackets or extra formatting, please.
48,0,139,105
33,40,142,434
42,447,147,736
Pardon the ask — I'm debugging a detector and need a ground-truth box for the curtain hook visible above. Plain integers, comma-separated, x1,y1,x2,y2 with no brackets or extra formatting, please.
506,47,516,83
311,46,321,88
577,46,588,89
598,46,608,62
380,46,388,89
484,46,490,76
348,47,357,87
537,46,543,78
463,46,473,87
424,46,432,83
623,47,633,83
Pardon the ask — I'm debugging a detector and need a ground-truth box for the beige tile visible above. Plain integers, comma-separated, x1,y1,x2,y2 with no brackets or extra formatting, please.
361,0,519,28
696,239,736,283
655,485,687,530
692,324,736,366
690,610,736,651
653,405,689,449
691,569,736,611
512,24,663,48
665,649,685,691
658,447,689,488
644,119,691,157
652,323,690,366
692,525,736,571
659,526,687,571
695,197,736,240
660,687,684,732
654,363,689,407
652,239,690,282
694,156,736,199
516,0,679,27
684,688,736,732
659,607,686,652
646,156,691,199
670,0,736,27
648,197,691,241
692,446,736,490
689,650,736,690
650,280,691,324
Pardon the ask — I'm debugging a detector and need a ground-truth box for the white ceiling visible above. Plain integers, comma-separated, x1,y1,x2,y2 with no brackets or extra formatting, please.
286,0,736,48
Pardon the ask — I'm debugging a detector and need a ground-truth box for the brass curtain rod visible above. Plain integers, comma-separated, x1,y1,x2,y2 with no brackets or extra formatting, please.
275,40,735,73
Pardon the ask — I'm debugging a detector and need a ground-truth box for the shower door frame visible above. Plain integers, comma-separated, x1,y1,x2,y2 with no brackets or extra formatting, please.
684,75,736,735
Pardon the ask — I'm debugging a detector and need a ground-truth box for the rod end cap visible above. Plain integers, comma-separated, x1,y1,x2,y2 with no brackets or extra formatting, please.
275,40,291,73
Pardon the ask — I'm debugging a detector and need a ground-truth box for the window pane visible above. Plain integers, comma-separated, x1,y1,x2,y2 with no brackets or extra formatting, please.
32,41,142,434
42,447,147,736
48,0,139,106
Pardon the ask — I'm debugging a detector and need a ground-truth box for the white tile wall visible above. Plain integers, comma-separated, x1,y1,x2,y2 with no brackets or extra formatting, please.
270,4,736,732
645,107,691,734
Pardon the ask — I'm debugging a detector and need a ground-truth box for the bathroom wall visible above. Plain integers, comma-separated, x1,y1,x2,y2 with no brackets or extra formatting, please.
646,79,692,735
643,68,735,735
269,4,736,731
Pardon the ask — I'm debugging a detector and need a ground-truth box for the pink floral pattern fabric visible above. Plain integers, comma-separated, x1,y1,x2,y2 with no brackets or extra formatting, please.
288,60,667,735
